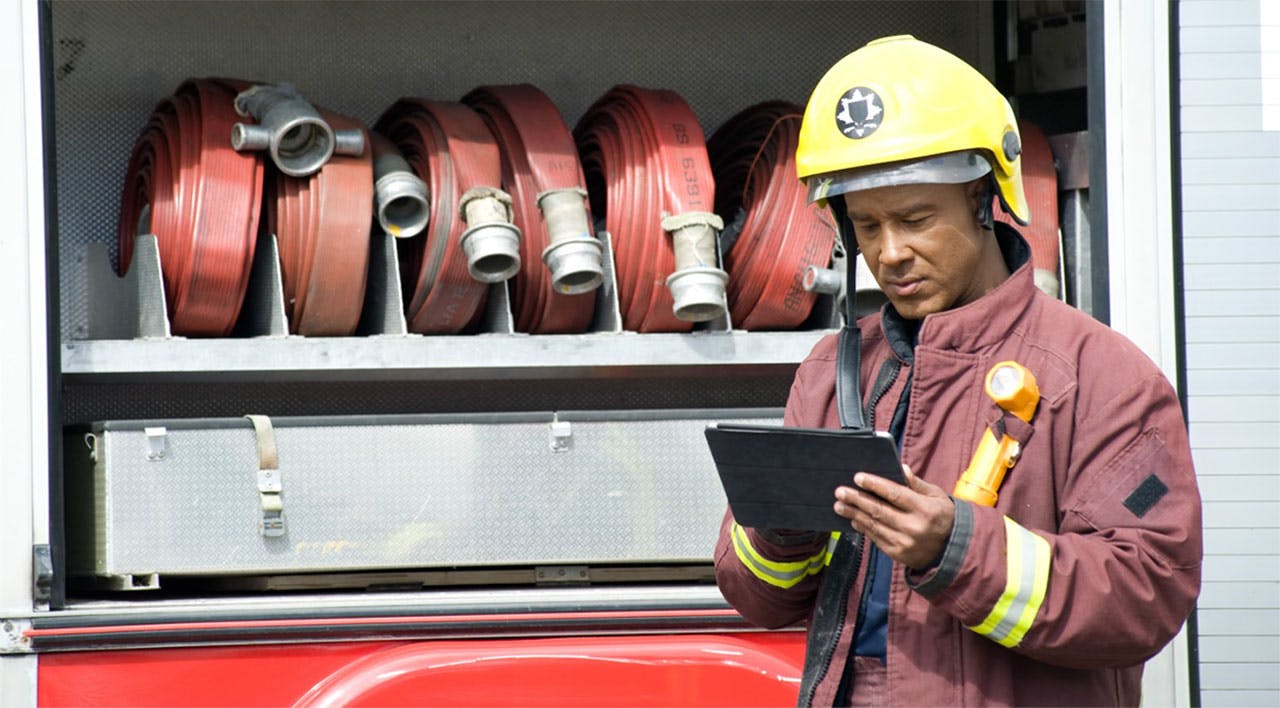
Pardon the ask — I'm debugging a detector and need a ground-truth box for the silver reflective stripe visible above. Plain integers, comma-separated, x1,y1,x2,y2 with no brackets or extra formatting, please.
730,522,832,589
967,516,1051,648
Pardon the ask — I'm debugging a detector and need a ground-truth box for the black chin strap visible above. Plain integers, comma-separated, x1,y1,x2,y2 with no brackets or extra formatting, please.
976,175,996,231
828,198,866,431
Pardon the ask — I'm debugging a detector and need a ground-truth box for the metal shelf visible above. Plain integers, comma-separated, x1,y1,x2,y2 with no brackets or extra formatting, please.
65,232,834,384
61,329,830,383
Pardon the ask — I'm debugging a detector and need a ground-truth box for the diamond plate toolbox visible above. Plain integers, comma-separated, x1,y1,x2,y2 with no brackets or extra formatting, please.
65,410,777,587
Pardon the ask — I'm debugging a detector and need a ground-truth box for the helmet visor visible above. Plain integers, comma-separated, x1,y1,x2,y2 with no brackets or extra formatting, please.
805,150,993,204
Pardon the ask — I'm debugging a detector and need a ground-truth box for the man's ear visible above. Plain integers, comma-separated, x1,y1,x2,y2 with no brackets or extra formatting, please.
965,177,986,205
968,177,995,230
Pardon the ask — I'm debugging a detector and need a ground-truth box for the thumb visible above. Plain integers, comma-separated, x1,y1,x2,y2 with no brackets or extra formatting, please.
902,463,946,497
902,463,921,488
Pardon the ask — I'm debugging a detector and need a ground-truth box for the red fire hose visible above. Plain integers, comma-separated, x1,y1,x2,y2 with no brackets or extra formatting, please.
267,111,373,336
575,85,720,333
375,99,508,334
117,78,265,336
995,119,1061,297
463,84,599,334
707,101,835,330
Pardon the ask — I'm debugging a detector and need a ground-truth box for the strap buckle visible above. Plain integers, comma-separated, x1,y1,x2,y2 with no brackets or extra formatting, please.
245,414,284,537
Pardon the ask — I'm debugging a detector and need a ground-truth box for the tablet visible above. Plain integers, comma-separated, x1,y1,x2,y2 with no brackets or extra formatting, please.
704,423,905,532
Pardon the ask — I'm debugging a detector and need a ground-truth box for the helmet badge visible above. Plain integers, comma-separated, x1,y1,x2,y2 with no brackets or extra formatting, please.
835,87,883,139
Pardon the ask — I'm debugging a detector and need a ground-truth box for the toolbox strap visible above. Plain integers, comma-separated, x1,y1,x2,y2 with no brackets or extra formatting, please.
245,414,285,537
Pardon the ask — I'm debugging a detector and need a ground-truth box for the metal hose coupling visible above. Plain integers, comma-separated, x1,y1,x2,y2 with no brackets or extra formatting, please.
662,212,729,322
802,265,843,295
459,187,522,282
536,188,604,295
370,133,429,239
230,83,365,177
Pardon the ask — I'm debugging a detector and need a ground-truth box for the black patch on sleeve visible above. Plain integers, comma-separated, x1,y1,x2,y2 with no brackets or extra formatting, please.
1123,474,1169,518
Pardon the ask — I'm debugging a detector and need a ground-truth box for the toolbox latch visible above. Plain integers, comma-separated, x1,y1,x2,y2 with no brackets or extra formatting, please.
144,426,168,460
245,414,285,537
549,417,573,453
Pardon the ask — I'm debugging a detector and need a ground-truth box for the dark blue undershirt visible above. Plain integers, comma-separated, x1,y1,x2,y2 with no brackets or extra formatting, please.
852,310,919,661
855,546,894,658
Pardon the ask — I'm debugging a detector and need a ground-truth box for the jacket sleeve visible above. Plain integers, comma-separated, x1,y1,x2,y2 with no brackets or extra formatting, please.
907,371,1202,669
713,350,835,630
714,512,831,628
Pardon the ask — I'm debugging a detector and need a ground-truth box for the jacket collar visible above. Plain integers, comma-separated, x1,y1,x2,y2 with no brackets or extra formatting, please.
880,223,1036,357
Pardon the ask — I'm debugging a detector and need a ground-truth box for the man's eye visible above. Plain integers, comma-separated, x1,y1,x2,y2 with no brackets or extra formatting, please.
902,216,931,228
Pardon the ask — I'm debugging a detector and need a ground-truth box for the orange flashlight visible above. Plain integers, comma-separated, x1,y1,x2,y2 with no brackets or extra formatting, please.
953,361,1039,507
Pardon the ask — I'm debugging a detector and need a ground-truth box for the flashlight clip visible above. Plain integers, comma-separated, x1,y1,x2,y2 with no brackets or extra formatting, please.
953,361,1040,507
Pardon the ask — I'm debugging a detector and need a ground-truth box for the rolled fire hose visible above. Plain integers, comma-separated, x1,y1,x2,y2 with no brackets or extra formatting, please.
117,78,265,337
707,101,836,330
463,84,601,334
575,85,728,332
375,99,517,334
995,119,1061,298
266,111,374,336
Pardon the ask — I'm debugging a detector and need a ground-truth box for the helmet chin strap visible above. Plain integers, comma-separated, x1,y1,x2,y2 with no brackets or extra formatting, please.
826,197,867,431
975,175,997,231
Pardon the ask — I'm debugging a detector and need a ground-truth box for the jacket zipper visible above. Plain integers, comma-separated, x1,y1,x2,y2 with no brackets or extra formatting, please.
863,358,903,430
798,531,865,707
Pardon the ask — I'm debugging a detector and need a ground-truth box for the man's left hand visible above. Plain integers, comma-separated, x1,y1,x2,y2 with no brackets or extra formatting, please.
833,464,956,570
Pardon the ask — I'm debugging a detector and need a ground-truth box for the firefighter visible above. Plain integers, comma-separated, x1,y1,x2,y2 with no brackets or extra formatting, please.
714,35,1202,706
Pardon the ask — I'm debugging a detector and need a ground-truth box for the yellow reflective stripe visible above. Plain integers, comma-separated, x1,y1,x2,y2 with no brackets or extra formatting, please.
968,516,1051,648
731,522,832,589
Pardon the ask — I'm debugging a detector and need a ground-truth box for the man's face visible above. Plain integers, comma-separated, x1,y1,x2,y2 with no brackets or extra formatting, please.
841,180,1004,320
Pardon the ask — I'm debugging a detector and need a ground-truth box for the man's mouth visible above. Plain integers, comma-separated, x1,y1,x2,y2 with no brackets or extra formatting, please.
885,277,922,298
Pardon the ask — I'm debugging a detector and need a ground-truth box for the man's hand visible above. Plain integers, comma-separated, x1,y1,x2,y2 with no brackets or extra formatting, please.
833,465,956,570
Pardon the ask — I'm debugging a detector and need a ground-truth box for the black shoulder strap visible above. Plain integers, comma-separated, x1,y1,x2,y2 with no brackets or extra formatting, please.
829,197,866,432
836,325,865,430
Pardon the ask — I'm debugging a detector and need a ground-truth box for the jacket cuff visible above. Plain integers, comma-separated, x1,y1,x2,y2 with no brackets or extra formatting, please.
757,528,825,547
905,498,972,597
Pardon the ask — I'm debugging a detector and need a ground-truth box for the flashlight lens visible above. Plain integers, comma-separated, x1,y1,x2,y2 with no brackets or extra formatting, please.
989,365,1022,398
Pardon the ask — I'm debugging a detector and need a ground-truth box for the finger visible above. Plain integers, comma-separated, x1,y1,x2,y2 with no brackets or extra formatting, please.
853,472,909,509
835,498,882,541
896,464,953,501
836,482,919,536
899,463,934,497
833,498,858,521
838,483,918,539
834,483,891,515
837,487,900,534
840,498,937,565
842,502,912,556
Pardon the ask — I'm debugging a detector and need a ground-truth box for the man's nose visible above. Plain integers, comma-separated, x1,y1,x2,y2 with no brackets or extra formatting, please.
877,227,912,266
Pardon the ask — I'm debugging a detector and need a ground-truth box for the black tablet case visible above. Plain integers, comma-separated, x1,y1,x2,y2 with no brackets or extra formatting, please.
705,423,905,532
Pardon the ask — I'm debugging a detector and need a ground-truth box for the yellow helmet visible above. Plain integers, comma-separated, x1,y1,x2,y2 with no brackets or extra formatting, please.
797,35,1028,225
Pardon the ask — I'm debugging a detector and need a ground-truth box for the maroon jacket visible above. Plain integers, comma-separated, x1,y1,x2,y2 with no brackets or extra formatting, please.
715,229,1202,706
